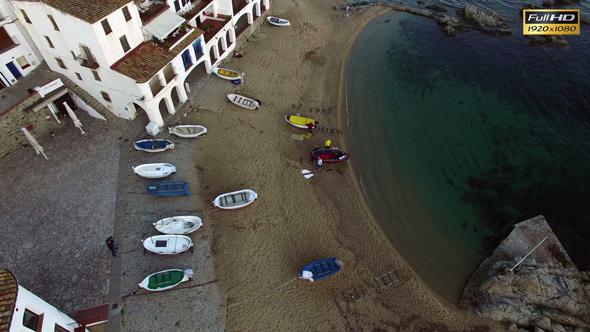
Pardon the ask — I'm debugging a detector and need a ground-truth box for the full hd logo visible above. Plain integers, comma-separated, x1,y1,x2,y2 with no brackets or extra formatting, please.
523,9,580,35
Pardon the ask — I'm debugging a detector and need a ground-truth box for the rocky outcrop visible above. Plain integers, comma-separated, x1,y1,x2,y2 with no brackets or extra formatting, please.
460,216,590,331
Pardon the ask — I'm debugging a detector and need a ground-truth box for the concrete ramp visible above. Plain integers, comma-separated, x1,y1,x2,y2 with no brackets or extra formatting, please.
191,75,237,113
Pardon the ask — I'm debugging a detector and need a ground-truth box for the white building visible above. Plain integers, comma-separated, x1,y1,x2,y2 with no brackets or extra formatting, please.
0,269,88,332
10,0,268,127
0,0,42,88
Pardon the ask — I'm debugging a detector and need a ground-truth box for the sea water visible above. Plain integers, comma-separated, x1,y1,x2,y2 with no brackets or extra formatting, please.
346,2,590,302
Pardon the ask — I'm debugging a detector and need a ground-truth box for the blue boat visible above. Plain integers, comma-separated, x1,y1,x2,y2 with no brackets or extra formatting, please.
134,139,174,153
147,181,189,196
299,257,342,281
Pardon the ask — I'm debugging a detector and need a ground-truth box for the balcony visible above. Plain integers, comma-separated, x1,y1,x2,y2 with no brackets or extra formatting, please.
179,1,210,21
196,17,228,42
153,26,192,50
77,55,99,69
140,3,170,25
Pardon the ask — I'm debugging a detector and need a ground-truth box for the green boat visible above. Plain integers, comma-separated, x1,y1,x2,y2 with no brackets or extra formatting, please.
138,269,193,291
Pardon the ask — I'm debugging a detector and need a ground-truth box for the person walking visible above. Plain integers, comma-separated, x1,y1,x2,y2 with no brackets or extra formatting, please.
317,157,323,170
325,140,332,149
105,236,117,257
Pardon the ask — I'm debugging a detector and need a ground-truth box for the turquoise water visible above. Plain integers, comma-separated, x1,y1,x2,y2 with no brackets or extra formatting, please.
346,5,590,302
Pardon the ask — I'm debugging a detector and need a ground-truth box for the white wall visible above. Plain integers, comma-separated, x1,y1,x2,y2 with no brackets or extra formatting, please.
12,1,145,119
9,286,88,332
0,0,42,85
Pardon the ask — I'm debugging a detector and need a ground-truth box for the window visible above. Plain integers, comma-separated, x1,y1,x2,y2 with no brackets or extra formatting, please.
122,6,131,21
101,19,112,35
23,309,39,330
55,57,66,69
20,10,31,24
92,70,101,81
119,35,130,52
181,49,192,69
16,56,30,69
101,91,111,102
45,36,54,48
48,15,59,31
71,51,77,59
55,324,69,332
193,39,203,58
75,72,82,80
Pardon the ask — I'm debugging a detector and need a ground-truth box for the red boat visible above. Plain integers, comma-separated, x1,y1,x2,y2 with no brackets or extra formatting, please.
310,149,350,163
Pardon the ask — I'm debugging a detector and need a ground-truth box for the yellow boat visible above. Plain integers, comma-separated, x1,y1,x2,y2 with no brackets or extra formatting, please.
213,67,241,81
285,115,316,129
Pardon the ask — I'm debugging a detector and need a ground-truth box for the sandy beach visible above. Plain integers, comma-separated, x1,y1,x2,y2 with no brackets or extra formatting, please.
182,0,505,330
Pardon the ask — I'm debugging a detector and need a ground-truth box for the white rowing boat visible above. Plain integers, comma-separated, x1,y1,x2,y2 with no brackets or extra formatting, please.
213,189,258,209
227,94,261,110
153,216,203,234
132,163,176,179
168,125,207,138
267,16,290,27
142,234,193,254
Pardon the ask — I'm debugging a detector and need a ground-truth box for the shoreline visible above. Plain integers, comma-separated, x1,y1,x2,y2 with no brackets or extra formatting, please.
337,10,463,310
190,0,504,330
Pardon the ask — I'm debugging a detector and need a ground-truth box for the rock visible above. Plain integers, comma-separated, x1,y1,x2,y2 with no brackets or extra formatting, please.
508,323,519,331
417,0,424,4
531,316,552,331
534,328,545,332
581,271,589,282
582,17,590,24
555,0,572,3
426,4,447,12
542,0,553,7
551,323,567,332
489,12,504,21
460,216,589,331
443,26,456,36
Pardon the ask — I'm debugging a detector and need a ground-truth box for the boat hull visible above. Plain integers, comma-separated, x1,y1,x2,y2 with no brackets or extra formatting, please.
299,258,342,281
147,181,189,196
133,163,176,179
142,235,193,254
227,94,260,110
213,68,241,81
311,149,350,163
267,16,290,26
134,139,174,152
138,269,192,291
285,115,316,129
168,125,207,138
153,216,203,234
213,189,258,209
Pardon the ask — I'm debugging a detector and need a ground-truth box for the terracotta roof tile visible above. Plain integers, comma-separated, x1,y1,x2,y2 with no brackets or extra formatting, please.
38,0,131,24
0,270,17,332
111,28,203,83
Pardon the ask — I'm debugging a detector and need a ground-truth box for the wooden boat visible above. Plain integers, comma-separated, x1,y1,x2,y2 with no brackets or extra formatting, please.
213,189,258,209
132,163,176,179
213,67,241,81
299,258,342,281
142,235,193,254
153,216,203,234
138,268,193,291
134,139,174,152
147,181,189,196
285,115,316,129
311,149,350,163
168,125,207,138
227,94,260,110
267,16,290,27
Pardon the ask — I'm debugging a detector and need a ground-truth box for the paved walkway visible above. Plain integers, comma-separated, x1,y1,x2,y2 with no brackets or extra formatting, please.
0,110,143,312
0,77,226,331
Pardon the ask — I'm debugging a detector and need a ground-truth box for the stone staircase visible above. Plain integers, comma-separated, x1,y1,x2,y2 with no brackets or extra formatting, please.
56,75,115,122
270,0,295,16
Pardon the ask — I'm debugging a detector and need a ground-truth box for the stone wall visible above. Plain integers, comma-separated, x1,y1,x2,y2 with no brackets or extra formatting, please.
0,93,63,159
